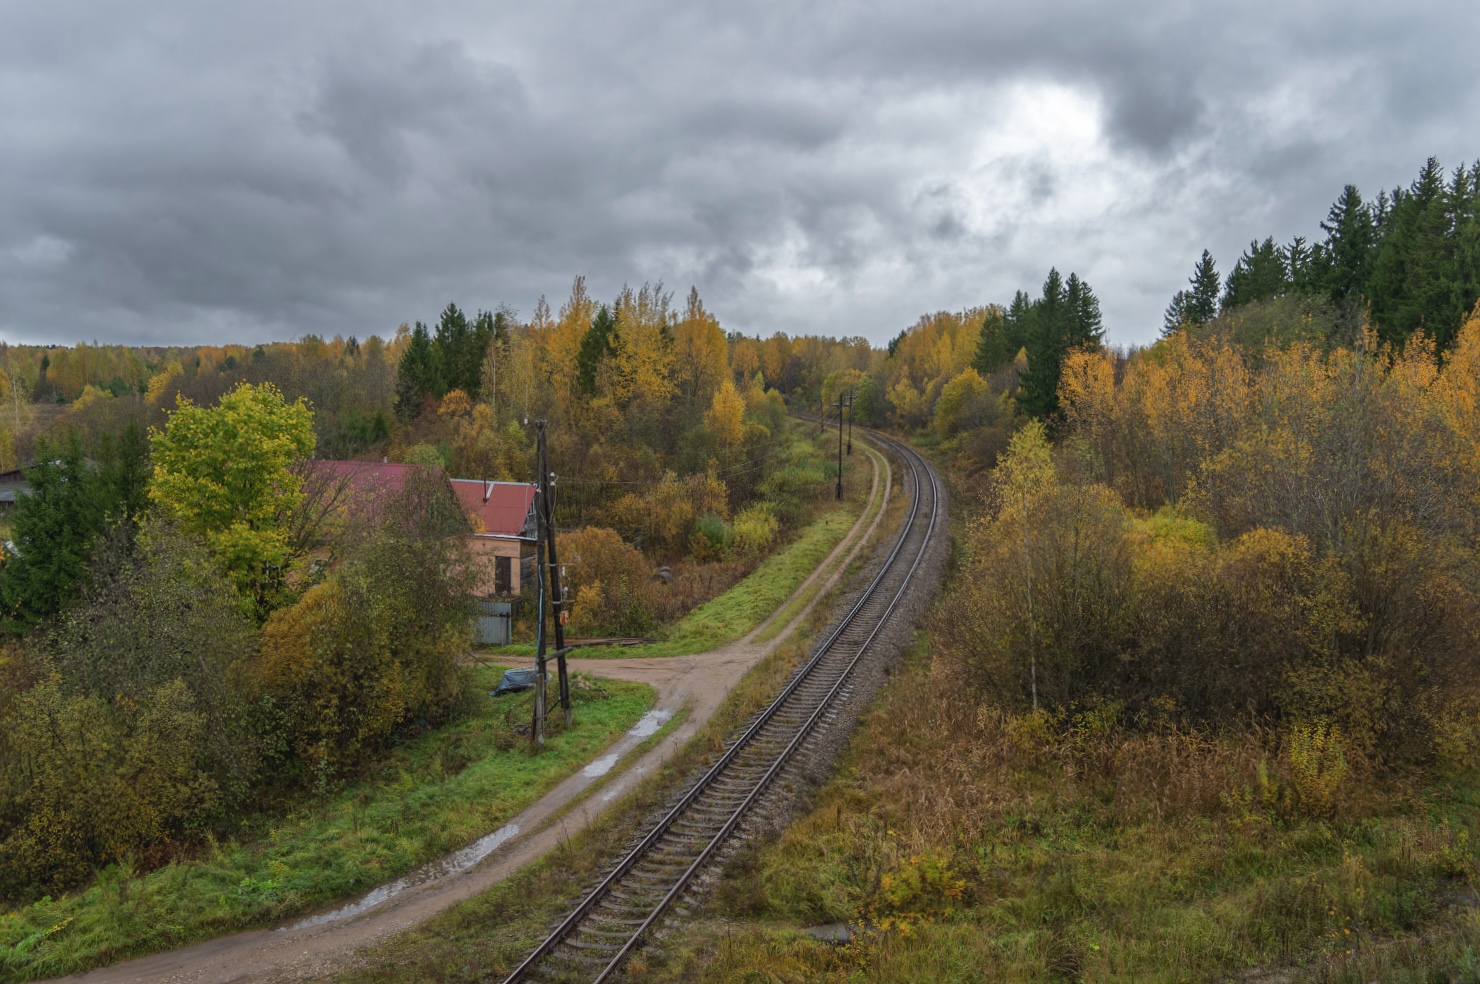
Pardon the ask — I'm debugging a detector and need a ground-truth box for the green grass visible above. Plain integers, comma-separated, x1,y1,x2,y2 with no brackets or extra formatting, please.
754,442,888,645
0,665,656,980
634,506,860,656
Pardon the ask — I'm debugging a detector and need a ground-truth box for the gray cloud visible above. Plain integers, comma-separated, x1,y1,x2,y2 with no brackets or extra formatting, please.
1,0,1478,349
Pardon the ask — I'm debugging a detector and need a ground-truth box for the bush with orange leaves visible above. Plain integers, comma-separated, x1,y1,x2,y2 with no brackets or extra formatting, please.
557,526,657,637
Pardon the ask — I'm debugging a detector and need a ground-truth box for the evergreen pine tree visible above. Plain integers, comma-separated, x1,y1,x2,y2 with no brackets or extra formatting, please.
394,323,443,420
1163,290,1191,336
1064,273,1104,348
1458,160,1480,325
577,305,618,396
1445,162,1480,335
434,303,476,394
1002,290,1033,356
1188,250,1221,323
972,306,1013,374
1222,237,1291,309
1318,184,1376,311
492,307,512,349
1019,269,1070,420
1370,158,1455,345
466,309,497,398
0,436,107,631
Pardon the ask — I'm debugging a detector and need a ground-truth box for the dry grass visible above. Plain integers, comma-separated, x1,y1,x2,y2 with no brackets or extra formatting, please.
651,644,1480,983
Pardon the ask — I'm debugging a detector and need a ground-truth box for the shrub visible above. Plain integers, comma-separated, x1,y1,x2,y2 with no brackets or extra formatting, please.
0,676,216,898
558,527,656,637
41,522,260,804
941,374,1480,770
731,503,779,558
605,470,730,557
1284,723,1349,817
254,478,473,775
689,513,730,561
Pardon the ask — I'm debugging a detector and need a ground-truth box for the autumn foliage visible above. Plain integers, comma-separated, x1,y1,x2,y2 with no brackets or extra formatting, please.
942,307,1480,770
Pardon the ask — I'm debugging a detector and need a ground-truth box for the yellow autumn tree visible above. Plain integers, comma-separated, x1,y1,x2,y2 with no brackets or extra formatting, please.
144,361,185,404
706,377,746,448
932,367,989,436
672,287,729,412
611,282,677,411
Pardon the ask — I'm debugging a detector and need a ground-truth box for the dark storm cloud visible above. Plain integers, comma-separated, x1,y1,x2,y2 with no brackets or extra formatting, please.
2,0,1478,348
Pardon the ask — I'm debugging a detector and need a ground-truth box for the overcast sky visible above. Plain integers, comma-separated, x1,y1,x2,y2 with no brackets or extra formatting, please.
2,1,1477,350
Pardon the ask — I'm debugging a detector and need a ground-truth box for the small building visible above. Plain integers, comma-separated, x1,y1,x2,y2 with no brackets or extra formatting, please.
304,461,538,646
449,479,538,647
449,479,538,596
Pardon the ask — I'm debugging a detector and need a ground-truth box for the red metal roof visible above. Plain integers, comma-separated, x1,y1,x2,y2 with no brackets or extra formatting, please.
305,460,435,524
449,479,538,537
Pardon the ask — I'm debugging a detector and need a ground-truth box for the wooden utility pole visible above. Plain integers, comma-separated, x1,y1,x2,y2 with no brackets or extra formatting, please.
540,441,572,726
846,388,854,456
532,423,548,745
531,420,574,743
834,394,845,501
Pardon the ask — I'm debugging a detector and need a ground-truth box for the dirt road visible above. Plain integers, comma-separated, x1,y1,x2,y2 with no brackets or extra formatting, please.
53,443,890,984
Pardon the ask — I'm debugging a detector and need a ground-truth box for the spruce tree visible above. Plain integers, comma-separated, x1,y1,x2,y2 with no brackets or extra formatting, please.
1019,269,1069,420
972,306,1013,374
1163,290,1191,336
1370,158,1454,345
1445,162,1480,334
1002,290,1033,356
434,303,476,394
1187,250,1221,323
577,305,618,396
1319,184,1376,310
394,323,444,420
1064,273,1104,348
1222,237,1290,309
0,436,107,631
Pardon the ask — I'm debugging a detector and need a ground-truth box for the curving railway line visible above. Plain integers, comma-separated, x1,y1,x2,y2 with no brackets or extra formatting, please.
501,431,942,983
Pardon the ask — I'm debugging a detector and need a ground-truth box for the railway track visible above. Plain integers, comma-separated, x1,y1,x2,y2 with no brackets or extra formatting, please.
501,432,941,984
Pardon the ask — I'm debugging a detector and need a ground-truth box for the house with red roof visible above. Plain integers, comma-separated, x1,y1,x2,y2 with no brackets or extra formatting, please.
449,479,538,596
305,461,537,598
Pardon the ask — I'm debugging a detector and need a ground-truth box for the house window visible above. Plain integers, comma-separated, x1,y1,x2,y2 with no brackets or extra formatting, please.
495,555,512,595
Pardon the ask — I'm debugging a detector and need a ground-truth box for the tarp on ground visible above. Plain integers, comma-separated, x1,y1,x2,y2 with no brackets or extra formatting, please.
490,668,548,697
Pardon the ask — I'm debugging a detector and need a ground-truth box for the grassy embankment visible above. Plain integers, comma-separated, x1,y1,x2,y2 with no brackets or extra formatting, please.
312,457,917,983
0,664,656,981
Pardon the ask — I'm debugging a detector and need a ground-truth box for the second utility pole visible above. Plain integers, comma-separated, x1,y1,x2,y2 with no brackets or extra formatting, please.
835,393,845,500
846,387,854,456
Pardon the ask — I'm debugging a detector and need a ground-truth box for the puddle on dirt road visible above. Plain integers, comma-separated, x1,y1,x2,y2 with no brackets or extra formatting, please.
286,822,520,930
628,709,671,738
583,753,620,777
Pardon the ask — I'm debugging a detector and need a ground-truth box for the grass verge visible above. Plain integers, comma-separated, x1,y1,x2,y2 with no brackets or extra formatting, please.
755,442,888,645
0,665,655,981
